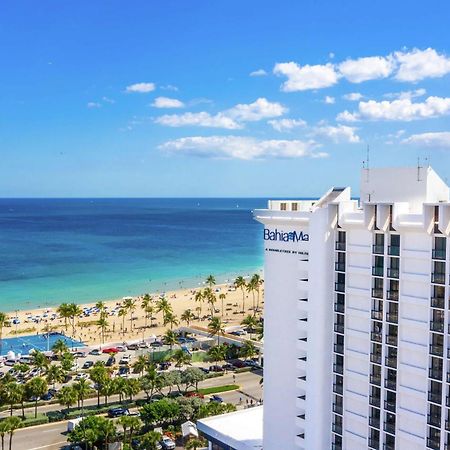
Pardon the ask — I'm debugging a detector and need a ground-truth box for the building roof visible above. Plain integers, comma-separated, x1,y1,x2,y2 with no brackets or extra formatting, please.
197,406,263,450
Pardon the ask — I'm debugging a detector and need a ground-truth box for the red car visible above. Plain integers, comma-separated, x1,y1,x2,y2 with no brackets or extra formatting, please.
102,347,119,354
184,391,204,398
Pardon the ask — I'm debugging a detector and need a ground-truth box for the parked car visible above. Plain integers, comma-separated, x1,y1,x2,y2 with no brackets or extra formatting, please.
102,347,118,354
106,356,116,367
42,391,54,401
150,341,163,348
199,367,210,374
89,349,101,356
222,364,235,371
75,372,89,380
116,345,127,352
118,367,130,377
126,343,139,350
230,329,246,336
73,351,86,358
210,395,224,403
108,407,129,418
244,360,261,368
82,361,94,369
119,355,131,365
160,436,176,450
209,365,224,372
231,359,246,368
63,374,73,384
4,359,17,367
184,391,204,398
158,362,171,371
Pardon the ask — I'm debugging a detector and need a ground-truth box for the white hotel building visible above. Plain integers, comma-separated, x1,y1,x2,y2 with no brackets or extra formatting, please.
253,166,450,450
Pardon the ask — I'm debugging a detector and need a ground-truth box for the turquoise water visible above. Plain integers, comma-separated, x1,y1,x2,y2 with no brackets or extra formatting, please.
0,198,266,311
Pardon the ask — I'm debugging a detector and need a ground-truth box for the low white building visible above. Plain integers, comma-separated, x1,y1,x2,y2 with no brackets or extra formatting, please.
253,166,450,449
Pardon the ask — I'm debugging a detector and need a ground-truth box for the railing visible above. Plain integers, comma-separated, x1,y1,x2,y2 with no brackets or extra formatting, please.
333,364,344,375
429,367,443,380
334,323,345,334
387,290,399,301
387,268,399,278
429,344,443,357
335,283,345,292
431,297,445,309
334,344,344,354
385,334,398,346
427,438,441,450
333,403,343,415
384,422,396,434
427,414,441,427
335,262,346,272
385,378,396,390
432,249,446,260
384,400,396,412
372,288,384,299
369,417,380,428
371,310,383,320
332,423,343,435
370,374,381,385
371,332,382,343
388,245,400,256
385,357,397,368
430,320,444,333
368,438,380,449
332,444,342,450
335,242,346,251
428,391,442,404
383,444,396,450
334,302,345,313
431,272,446,284
372,266,384,277
446,420,450,431
333,383,343,395
369,395,381,407
373,244,384,254
370,354,382,364
386,313,398,324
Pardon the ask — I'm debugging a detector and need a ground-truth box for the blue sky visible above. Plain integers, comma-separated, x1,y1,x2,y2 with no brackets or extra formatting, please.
1,0,450,197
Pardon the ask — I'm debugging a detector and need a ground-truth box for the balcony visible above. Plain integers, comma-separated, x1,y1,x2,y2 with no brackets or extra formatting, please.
385,334,398,346
333,383,344,395
387,290,399,301
427,437,441,450
384,422,396,434
371,331,382,343
335,262,345,272
387,268,399,279
371,310,383,320
335,242,346,251
335,283,345,293
386,313,398,324
370,353,382,364
370,374,381,385
388,245,400,256
372,288,384,299
383,444,395,450
333,364,344,375
332,423,343,435
334,302,345,313
373,244,384,254
384,400,396,412
432,249,446,260
334,343,344,354
369,416,380,428
334,323,345,334
368,438,380,449
369,395,381,407
372,266,384,277
332,444,342,450
428,391,442,404
432,272,446,284
385,377,396,390
427,414,441,428
429,367,443,380
430,344,444,357
385,357,397,368
333,403,343,415
430,320,445,333
431,296,445,309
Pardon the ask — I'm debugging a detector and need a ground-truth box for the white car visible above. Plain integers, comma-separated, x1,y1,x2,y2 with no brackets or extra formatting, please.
160,436,176,450
75,372,89,380
119,355,131,365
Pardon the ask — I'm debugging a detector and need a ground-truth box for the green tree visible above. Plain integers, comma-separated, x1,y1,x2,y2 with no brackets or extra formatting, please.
51,339,69,358
60,351,75,372
124,378,141,402
241,314,259,332
163,311,179,330
141,294,154,332
251,273,263,311
31,350,49,373
206,274,216,289
97,312,109,344
203,287,217,316
112,377,127,403
207,344,227,364
171,349,192,370
163,329,178,351
46,365,66,389
57,386,77,415
0,382,23,417
194,291,203,317
56,303,71,331
140,366,160,401
67,303,82,337
218,293,226,317
0,313,8,354
100,379,115,406
180,309,195,327
25,377,48,418
118,415,141,445
246,277,257,313
0,420,8,450
68,415,113,450
139,431,162,450
140,398,180,426
89,362,110,407
156,297,172,325
4,416,22,450
186,437,207,450
181,367,206,392
122,298,136,332
118,307,127,336
132,355,151,376
234,276,247,314
208,316,225,345
73,378,90,409
240,340,257,361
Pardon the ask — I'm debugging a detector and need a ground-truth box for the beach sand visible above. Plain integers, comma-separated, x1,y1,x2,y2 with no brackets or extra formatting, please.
3,282,264,347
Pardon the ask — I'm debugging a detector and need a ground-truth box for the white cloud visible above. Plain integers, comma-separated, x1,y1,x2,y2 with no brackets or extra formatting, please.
313,125,361,143
338,56,394,83
226,98,286,121
155,98,286,129
160,84,179,91
324,96,335,104
337,96,450,122
102,96,115,104
383,88,426,100
268,118,307,132
155,112,241,129
329,52,335,59
87,102,101,108
274,62,339,91
125,82,156,93
249,69,268,77
402,131,450,148
394,48,450,82
343,92,363,101
152,97,185,108
160,136,326,160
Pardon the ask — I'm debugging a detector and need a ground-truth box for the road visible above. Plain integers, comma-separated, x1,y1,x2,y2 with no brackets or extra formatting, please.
13,370,263,450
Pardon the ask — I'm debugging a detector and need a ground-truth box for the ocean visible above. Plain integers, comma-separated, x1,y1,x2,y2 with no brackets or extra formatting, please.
0,198,266,311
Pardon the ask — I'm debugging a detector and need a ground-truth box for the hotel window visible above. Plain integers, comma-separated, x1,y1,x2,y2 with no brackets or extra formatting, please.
388,234,400,256
434,206,441,234
280,202,287,211
433,236,446,260
373,234,384,254
291,202,298,211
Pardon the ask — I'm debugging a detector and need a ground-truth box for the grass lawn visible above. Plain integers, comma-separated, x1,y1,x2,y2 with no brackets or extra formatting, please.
198,384,239,395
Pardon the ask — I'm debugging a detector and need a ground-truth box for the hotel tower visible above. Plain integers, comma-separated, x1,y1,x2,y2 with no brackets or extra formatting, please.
254,166,450,450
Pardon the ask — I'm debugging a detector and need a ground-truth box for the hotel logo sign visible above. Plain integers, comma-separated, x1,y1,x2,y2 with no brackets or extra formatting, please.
264,228,309,242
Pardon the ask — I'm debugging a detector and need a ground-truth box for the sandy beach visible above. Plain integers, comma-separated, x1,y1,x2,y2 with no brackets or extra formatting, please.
3,281,264,347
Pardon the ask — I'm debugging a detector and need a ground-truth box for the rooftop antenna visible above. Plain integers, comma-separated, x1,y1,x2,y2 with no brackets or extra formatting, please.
417,157,423,182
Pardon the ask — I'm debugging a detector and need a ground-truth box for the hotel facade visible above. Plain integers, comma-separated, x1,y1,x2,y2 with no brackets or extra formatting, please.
254,166,450,450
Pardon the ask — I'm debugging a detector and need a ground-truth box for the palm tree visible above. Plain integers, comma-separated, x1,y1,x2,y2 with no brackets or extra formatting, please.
46,365,66,389
156,297,172,324
112,377,127,403
97,312,109,344
180,309,195,327
67,303,82,337
194,291,204,317
51,339,68,358
240,340,257,361
163,329,178,351
234,276,247,314
98,418,117,448
246,277,257,313
171,349,192,370
208,344,226,364
56,303,71,332
141,294,153,330
3,382,22,416
241,315,259,333
132,355,151,376
0,312,8,353
123,298,136,332
89,362,109,407
4,416,22,450
206,274,216,289
203,287,217,316
57,386,77,415
208,316,225,345
219,293,226,317
186,437,207,450
251,273,263,311
124,378,140,402
164,311,179,330
119,415,142,445
95,301,106,312
31,350,49,374
118,308,127,336
100,379,115,406
25,377,48,418
73,378,90,409
0,420,8,450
